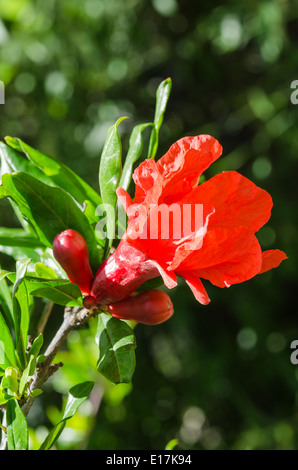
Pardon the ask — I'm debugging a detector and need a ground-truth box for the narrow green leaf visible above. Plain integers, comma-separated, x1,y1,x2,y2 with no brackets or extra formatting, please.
13,258,32,296
148,78,172,159
30,388,43,397
0,275,14,329
7,274,83,307
39,421,66,451
61,381,94,421
39,381,94,450
0,269,10,281
27,279,83,307
0,387,14,406
6,398,29,450
0,312,17,369
119,122,152,192
0,227,44,249
36,354,46,364
12,259,31,368
165,438,179,450
99,116,127,255
27,333,43,360
0,142,54,186
19,355,35,396
0,172,100,272
96,313,136,384
5,137,102,209
3,367,19,394
1,141,105,247
0,227,44,262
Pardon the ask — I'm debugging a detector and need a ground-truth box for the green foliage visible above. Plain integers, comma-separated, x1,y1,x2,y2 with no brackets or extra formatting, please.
6,398,28,450
148,78,172,160
0,311,17,369
96,313,136,385
119,122,153,193
0,171,101,272
40,381,94,450
99,116,127,255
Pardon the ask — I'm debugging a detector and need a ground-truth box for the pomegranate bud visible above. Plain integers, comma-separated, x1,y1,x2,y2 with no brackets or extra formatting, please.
53,229,93,295
107,289,174,325
83,295,98,310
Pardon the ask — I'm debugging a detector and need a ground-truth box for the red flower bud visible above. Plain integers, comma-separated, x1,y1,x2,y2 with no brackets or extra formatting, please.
107,289,174,325
53,229,93,295
83,295,98,310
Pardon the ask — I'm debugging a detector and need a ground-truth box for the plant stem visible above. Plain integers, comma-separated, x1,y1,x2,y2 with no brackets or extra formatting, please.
21,306,94,417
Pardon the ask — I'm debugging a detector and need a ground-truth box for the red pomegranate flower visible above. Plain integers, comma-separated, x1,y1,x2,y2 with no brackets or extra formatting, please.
90,134,286,305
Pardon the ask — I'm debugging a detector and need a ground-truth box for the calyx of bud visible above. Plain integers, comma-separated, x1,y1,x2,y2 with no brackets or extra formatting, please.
83,295,98,310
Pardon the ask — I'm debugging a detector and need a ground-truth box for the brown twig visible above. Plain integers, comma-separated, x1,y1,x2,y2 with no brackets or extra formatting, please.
21,306,93,417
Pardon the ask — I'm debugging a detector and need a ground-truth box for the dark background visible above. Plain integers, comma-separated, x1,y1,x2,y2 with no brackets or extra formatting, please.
0,0,297,450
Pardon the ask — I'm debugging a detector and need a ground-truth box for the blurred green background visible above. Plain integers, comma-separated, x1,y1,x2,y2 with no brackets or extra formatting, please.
0,0,297,450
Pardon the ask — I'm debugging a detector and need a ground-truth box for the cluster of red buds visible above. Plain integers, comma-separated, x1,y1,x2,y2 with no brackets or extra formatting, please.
53,229,173,325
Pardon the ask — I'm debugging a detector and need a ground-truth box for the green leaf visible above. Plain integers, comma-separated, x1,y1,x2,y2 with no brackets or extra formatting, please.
0,269,10,281
7,274,83,307
6,398,29,450
61,381,94,421
0,386,14,406
119,122,152,192
96,313,136,384
99,116,127,255
12,259,31,368
0,227,45,262
13,258,32,296
36,354,46,364
0,275,14,329
27,333,43,360
30,388,43,397
1,141,105,247
148,78,172,160
0,172,100,272
27,278,83,307
39,381,94,450
0,312,17,369
3,367,19,394
165,438,179,450
0,142,55,186
34,262,57,279
19,355,35,396
5,137,102,209
39,421,66,451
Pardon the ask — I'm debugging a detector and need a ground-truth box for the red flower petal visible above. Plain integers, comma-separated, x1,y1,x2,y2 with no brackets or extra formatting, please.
157,135,222,204
133,158,163,205
259,249,288,274
178,271,211,305
193,171,273,233
173,227,263,288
